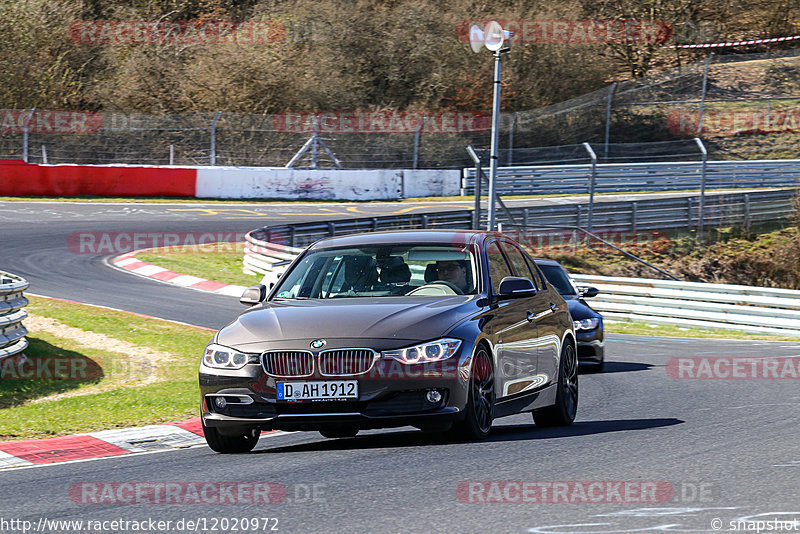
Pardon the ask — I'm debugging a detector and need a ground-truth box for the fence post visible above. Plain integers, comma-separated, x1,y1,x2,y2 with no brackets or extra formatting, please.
744,194,751,233
22,108,35,163
210,111,222,166
413,117,426,169
694,137,708,240
604,83,617,160
466,145,483,230
507,112,517,166
169,144,174,165
697,53,714,134
631,201,638,234
582,142,598,244
41,145,47,164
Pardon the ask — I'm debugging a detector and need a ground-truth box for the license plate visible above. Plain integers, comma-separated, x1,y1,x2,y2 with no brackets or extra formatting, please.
276,381,358,401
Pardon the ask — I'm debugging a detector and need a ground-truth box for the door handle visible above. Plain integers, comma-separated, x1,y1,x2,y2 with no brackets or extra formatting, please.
526,311,535,322
549,303,557,311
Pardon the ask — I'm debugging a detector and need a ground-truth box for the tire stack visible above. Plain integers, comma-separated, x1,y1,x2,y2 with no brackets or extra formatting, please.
0,271,29,365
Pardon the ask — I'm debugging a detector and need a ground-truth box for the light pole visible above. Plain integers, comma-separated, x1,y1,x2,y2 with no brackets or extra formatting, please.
470,21,512,231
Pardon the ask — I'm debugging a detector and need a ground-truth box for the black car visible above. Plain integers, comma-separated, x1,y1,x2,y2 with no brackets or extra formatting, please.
199,230,578,452
535,259,604,371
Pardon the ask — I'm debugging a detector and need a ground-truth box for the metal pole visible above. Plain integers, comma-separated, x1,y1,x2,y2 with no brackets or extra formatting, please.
604,83,617,160
507,112,517,166
694,137,708,241
697,53,714,135
210,111,222,166
41,144,47,164
169,144,174,165
413,117,425,169
488,50,503,231
22,108,35,163
583,142,598,244
466,145,483,230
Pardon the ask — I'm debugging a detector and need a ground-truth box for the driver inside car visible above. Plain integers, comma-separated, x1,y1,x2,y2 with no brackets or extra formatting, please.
435,260,470,293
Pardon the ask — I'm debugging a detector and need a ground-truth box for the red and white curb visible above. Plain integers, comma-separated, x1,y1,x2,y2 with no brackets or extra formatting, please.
0,418,205,469
111,251,246,297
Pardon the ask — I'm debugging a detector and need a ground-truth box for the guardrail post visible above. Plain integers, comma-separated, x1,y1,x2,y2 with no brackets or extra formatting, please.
413,117,426,169
694,137,708,241
582,142,598,245
41,144,47,164
328,222,336,237
421,214,429,229
22,108,35,163
289,226,296,248
210,111,222,166
744,194,751,233
169,144,174,165
631,201,638,234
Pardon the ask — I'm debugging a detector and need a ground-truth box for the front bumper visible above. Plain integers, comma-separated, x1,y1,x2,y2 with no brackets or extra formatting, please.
200,357,471,432
575,328,604,364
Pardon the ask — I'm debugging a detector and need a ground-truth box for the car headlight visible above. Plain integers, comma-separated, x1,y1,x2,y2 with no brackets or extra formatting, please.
202,343,259,370
382,338,462,364
573,318,601,331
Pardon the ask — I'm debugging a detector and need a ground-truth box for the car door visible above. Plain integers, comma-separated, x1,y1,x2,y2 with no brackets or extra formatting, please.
499,240,561,388
523,253,563,384
483,240,540,399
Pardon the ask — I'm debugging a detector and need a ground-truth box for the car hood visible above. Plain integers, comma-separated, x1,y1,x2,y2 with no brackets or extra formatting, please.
563,296,601,320
218,296,478,350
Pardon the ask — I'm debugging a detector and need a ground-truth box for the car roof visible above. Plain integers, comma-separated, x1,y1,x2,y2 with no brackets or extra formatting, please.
533,258,563,267
307,229,506,250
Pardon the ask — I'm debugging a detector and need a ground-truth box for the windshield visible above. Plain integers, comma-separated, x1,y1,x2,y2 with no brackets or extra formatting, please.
272,244,478,299
537,263,578,296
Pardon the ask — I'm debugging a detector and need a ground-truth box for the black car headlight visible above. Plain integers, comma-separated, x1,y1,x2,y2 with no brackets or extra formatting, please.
573,318,601,331
382,338,462,364
202,343,259,370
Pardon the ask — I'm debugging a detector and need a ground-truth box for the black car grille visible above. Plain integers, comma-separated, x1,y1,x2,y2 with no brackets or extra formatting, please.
262,351,314,377
318,349,377,376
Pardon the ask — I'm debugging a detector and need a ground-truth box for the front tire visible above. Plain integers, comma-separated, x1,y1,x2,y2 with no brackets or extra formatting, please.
450,346,494,440
202,419,259,453
533,340,578,427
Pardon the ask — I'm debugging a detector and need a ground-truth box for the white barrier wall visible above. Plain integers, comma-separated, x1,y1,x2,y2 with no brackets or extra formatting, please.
196,167,461,200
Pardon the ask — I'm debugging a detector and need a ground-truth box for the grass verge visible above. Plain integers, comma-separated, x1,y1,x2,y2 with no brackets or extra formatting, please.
0,296,213,441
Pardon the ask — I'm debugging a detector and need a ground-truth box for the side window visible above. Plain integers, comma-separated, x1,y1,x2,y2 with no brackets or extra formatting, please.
486,241,513,293
499,241,538,288
525,256,548,291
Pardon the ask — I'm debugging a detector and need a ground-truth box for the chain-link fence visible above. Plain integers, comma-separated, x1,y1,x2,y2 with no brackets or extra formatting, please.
2,48,800,168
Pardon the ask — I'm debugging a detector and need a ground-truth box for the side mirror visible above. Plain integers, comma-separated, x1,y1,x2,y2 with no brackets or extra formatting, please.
497,276,537,300
240,284,267,306
579,286,599,298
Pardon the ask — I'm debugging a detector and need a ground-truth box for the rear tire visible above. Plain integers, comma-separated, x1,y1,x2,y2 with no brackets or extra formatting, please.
202,419,259,453
450,346,494,440
319,427,359,439
533,340,578,427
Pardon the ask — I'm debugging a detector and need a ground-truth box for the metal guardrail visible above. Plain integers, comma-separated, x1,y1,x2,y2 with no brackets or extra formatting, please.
572,274,800,336
247,189,795,251
0,271,29,361
461,160,800,196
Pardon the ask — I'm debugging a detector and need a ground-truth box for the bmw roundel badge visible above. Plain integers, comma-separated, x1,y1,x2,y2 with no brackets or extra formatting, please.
310,339,326,349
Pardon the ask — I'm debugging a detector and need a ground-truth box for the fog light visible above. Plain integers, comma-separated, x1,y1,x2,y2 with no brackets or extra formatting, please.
426,390,442,403
214,397,227,409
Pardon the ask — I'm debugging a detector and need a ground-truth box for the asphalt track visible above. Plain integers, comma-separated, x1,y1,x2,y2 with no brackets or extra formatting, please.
0,199,798,534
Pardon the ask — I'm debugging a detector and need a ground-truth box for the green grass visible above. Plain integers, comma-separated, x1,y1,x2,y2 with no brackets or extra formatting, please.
605,319,799,342
136,243,260,287
0,297,214,440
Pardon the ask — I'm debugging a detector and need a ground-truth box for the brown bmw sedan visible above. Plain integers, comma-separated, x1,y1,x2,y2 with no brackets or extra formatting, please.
199,230,578,453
